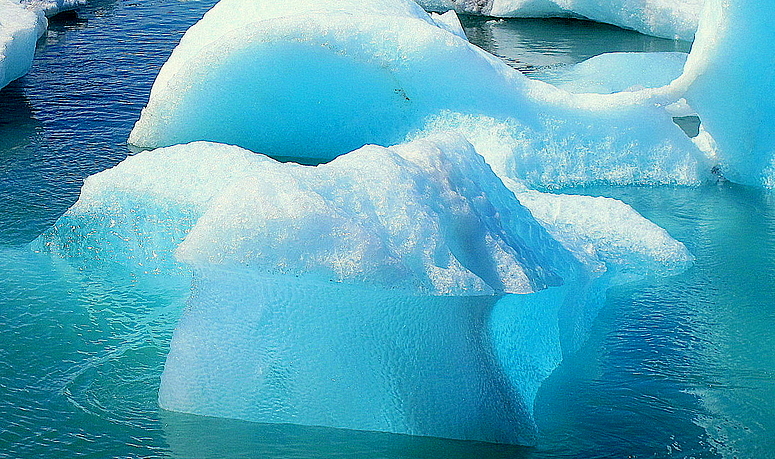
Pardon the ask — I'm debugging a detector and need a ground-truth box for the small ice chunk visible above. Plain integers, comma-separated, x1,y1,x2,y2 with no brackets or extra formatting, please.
0,0,46,90
535,52,688,95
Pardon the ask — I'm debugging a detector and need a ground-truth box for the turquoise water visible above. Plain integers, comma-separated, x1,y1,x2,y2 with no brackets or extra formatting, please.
1,2,774,458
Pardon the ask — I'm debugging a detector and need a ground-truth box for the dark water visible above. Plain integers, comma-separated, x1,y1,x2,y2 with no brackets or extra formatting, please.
1,2,773,458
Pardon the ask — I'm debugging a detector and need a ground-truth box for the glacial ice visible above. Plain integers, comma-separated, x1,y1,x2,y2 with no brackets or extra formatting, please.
0,0,45,90
680,0,775,188
515,190,694,281
33,0,726,445
129,0,708,188
418,0,702,40
37,133,693,444
0,0,87,90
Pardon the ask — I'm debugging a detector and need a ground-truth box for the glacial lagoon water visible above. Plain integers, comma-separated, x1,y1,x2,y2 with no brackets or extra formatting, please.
1,1,774,458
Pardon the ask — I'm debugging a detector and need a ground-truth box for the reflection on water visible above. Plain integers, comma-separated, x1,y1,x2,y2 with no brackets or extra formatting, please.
460,16,692,74
535,184,775,459
163,411,530,459
0,84,46,242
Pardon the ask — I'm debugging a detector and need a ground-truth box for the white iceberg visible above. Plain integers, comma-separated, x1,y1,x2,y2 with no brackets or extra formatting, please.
0,0,45,90
39,135,575,294
129,0,709,188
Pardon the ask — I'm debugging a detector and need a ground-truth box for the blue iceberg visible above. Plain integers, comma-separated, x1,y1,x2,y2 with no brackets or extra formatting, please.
36,133,692,444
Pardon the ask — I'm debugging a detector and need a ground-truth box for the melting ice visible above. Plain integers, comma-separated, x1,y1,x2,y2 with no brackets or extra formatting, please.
33,0,773,446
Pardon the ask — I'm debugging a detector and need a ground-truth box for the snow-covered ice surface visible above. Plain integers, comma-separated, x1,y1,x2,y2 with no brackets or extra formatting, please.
419,0,703,40
39,135,575,295
515,190,693,282
128,0,709,188
0,0,45,90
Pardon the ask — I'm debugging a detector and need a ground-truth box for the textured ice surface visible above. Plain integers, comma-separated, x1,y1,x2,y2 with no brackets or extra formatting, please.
418,0,702,40
129,0,708,188
535,52,687,94
411,111,708,189
36,135,692,444
37,136,576,295
0,0,45,89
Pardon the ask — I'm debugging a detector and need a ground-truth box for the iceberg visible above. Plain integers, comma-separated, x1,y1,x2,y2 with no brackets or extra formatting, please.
0,0,86,91
37,134,692,444
129,0,709,188
0,0,45,90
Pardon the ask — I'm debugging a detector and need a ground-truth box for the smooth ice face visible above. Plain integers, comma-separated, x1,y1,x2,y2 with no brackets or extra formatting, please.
418,0,702,40
128,0,465,160
129,0,709,188
680,0,775,188
0,0,45,89
162,274,540,444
